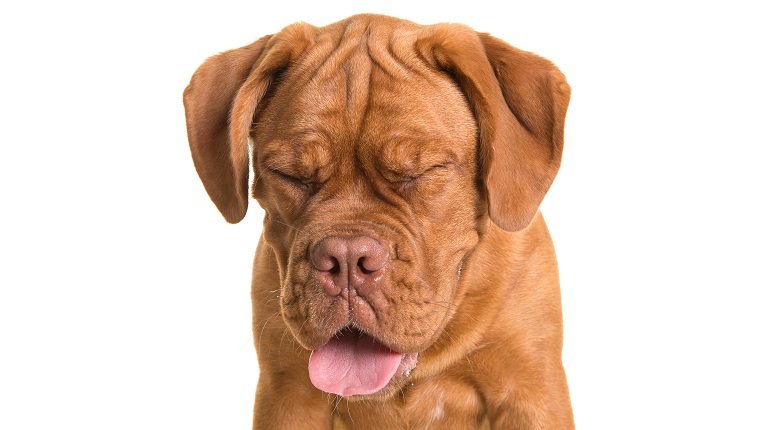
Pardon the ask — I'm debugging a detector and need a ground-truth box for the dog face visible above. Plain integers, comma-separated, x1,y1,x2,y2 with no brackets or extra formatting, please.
184,14,570,399
252,41,481,395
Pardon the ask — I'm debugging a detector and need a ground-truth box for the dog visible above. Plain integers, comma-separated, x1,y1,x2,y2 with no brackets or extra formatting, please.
184,13,573,430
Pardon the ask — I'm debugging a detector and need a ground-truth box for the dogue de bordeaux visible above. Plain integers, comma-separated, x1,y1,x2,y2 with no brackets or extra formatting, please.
184,13,573,430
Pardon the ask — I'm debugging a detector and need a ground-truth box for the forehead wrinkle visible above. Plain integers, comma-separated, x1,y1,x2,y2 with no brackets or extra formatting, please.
293,18,427,85
282,22,363,106
308,20,367,84
367,27,427,80
277,19,438,143
283,22,377,137
365,28,398,78
263,16,475,176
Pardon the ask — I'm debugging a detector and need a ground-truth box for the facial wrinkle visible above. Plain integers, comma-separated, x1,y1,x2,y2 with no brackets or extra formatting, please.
366,28,419,80
339,22,373,136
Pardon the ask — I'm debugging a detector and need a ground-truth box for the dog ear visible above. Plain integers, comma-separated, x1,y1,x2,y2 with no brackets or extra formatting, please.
183,24,315,223
417,27,570,231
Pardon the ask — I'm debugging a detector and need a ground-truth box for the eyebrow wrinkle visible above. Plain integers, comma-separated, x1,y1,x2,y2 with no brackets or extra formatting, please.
343,62,351,113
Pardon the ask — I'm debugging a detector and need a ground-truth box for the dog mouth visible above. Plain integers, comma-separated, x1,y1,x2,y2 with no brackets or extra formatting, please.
308,327,419,397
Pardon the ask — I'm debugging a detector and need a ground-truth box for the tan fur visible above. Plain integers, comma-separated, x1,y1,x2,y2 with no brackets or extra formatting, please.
184,14,573,430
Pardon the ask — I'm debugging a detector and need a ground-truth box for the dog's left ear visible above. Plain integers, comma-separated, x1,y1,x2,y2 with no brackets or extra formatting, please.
183,24,315,223
417,28,571,231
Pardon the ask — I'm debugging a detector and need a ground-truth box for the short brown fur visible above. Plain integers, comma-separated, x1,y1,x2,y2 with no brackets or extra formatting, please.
184,14,572,430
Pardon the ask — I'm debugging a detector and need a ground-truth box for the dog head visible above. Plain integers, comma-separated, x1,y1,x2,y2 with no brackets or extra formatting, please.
184,14,569,399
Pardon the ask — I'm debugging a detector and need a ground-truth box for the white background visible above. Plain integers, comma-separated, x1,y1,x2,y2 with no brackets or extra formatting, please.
1,1,758,429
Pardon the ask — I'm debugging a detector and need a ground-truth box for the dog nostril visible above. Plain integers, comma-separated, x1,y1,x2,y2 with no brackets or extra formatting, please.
329,257,341,275
357,257,374,275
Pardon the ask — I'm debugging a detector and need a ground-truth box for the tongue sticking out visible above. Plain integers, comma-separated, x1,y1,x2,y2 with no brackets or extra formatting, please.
308,330,403,396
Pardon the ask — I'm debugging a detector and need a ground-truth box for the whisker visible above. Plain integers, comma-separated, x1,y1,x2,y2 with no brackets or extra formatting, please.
258,309,281,351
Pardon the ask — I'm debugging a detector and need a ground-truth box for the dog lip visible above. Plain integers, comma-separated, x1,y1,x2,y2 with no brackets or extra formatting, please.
309,324,423,359
312,324,386,350
396,351,419,378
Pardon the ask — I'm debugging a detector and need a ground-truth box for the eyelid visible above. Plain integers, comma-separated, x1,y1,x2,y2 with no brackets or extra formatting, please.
416,162,453,176
387,162,453,183
428,162,453,171
267,167,307,183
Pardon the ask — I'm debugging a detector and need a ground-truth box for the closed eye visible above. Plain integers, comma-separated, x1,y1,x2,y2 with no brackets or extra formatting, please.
427,162,452,172
270,168,304,183
414,162,452,178
392,162,453,187
265,167,310,187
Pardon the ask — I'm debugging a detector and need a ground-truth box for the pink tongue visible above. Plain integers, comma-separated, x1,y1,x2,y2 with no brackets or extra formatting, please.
308,330,403,396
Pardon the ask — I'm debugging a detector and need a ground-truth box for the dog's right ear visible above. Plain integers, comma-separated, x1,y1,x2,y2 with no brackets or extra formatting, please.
183,24,315,223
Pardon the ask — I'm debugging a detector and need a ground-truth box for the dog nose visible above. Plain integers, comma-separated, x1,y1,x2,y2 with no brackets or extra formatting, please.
311,237,389,296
